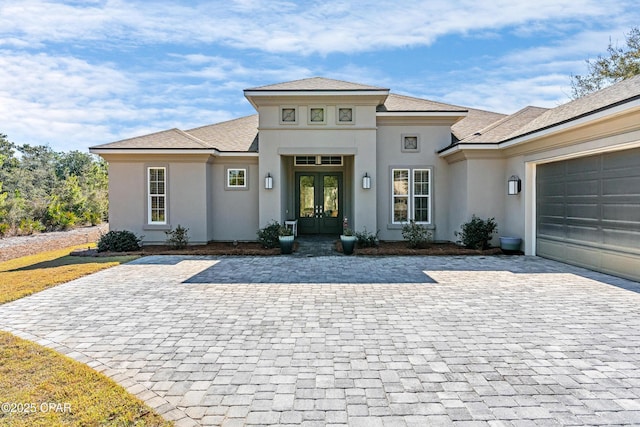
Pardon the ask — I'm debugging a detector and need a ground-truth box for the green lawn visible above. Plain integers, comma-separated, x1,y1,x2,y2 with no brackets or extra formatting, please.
0,246,173,426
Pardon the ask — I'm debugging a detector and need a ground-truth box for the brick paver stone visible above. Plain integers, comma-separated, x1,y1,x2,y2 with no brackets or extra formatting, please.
1,255,639,426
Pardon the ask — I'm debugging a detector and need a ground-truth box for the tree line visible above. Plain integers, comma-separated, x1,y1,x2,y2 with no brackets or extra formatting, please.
0,134,108,237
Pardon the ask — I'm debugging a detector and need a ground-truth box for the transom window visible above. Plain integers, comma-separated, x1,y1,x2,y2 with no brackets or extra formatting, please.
392,168,431,224
227,168,247,188
148,167,166,224
295,156,343,166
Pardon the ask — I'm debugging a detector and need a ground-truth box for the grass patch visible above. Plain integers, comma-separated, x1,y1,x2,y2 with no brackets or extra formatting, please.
0,246,169,426
0,244,138,304
0,331,172,427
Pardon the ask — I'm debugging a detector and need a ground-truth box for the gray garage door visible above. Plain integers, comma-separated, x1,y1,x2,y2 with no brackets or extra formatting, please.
536,147,640,281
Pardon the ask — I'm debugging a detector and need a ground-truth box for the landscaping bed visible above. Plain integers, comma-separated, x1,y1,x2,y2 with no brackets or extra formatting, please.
339,240,506,256
75,240,510,257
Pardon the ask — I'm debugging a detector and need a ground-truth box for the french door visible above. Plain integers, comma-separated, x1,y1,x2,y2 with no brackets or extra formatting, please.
296,172,343,234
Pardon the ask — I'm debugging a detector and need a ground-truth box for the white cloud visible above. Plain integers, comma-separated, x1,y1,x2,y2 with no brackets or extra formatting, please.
0,0,632,54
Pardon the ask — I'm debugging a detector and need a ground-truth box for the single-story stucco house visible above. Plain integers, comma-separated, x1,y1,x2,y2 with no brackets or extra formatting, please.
90,76,640,281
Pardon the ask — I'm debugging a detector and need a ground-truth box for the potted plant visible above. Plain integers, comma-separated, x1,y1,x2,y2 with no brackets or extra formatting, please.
278,225,294,254
340,228,357,255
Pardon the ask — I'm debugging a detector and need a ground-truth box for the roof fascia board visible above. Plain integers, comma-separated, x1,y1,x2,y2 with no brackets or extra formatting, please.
244,90,389,97
90,148,258,156
438,143,500,157
377,111,467,117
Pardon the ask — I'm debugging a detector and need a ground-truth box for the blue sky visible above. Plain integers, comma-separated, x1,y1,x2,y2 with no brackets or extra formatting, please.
1,0,639,152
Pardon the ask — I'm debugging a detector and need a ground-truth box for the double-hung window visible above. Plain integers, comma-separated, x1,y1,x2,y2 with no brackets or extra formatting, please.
392,168,431,224
148,167,166,224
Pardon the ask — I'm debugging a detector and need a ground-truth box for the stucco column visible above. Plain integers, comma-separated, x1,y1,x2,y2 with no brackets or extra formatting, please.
353,141,377,233
258,146,282,228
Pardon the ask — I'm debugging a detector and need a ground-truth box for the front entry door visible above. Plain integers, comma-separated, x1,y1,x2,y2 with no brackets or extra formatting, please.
296,172,343,234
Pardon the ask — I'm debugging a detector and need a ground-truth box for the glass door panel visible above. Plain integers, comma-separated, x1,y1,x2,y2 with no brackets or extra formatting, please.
323,175,339,218
295,172,342,235
299,175,315,218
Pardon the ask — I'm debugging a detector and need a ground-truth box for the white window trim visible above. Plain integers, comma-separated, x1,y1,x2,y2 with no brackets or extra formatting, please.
225,167,249,190
147,166,167,225
391,167,431,224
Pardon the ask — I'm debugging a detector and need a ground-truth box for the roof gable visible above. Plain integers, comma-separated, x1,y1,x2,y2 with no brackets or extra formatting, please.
460,106,549,143
186,115,258,152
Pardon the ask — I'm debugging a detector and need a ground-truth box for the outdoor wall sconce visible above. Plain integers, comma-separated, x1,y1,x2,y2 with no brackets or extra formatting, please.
508,175,521,195
265,173,273,189
362,173,371,189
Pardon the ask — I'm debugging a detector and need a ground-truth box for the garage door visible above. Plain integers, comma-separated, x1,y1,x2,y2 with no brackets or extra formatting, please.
536,147,640,281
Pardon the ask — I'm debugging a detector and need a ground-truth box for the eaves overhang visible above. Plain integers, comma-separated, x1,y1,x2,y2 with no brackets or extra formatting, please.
89,148,259,157
244,89,390,109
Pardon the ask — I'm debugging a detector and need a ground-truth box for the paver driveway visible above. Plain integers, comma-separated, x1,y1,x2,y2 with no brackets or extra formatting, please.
1,255,640,426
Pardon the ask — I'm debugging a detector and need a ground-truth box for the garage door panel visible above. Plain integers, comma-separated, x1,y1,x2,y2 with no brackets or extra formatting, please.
602,148,640,170
537,147,640,282
567,156,599,174
566,224,600,242
538,202,565,216
603,229,640,249
566,203,598,219
602,176,640,195
603,204,640,222
566,180,599,196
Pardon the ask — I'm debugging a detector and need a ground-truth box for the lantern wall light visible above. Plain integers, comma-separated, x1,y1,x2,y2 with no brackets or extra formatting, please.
362,173,371,189
265,173,273,189
508,175,521,195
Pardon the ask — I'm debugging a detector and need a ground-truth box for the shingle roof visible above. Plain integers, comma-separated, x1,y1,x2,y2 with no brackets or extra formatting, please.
92,115,259,152
506,74,640,140
186,115,258,152
460,106,548,143
379,93,468,112
92,128,212,150
451,108,508,142
246,77,388,91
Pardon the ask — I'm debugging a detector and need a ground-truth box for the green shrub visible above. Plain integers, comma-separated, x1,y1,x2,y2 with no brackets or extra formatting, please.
97,230,142,252
18,218,44,235
355,227,379,248
0,222,9,237
279,225,293,236
257,220,281,248
401,220,433,248
455,215,498,249
165,225,190,249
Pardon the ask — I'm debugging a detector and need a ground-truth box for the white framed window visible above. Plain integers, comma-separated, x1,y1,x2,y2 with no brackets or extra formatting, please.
392,168,431,224
226,168,247,188
148,167,166,224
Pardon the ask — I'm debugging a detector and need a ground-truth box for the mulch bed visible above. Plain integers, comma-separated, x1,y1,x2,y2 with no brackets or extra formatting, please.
75,240,512,257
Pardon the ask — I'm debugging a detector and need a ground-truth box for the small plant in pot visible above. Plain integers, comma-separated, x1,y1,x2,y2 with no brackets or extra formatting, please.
278,225,294,254
340,228,357,255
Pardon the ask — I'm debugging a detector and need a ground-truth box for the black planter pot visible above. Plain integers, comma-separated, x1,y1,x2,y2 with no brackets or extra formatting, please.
340,235,357,255
279,235,294,254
